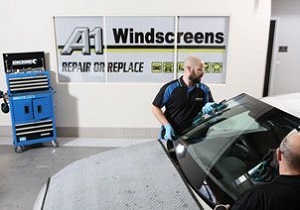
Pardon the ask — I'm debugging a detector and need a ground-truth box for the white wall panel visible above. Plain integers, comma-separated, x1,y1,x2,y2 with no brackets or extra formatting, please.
0,0,271,130
270,0,300,96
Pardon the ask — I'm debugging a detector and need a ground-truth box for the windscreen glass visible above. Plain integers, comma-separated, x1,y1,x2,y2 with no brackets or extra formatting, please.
181,94,300,206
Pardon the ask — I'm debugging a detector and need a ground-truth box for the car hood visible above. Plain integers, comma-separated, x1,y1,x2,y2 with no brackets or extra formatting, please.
33,141,201,210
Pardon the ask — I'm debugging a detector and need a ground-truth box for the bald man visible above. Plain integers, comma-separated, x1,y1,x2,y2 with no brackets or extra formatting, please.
152,56,214,140
231,132,300,210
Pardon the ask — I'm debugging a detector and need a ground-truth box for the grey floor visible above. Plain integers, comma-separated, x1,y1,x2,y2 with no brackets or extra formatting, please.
0,137,152,210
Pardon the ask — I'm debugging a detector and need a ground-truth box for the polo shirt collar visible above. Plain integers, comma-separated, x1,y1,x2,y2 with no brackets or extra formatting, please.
179,76,187,87
179,76,197,89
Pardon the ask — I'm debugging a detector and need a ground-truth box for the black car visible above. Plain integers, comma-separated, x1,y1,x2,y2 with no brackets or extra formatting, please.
166,93,300,209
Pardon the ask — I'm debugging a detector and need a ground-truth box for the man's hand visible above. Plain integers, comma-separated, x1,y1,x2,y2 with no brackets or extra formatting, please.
202,102,215,115
163,123,175,140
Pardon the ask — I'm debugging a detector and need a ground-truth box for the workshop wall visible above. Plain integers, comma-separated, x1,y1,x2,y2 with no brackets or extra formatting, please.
0,0,271,138
269,0,300,96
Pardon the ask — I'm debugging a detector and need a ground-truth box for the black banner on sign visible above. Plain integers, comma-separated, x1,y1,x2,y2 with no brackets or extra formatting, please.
3,51,46,74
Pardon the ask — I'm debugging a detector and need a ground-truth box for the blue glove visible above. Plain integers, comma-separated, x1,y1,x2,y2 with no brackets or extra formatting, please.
192,113,203,125
202,102,215,115
163,123,175,140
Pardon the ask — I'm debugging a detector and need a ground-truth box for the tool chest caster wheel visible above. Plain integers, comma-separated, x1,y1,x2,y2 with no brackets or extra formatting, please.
51,140,59,148
15,146,24,153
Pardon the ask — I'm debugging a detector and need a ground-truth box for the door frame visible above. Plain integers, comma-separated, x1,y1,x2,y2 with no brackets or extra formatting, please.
263,19,276,97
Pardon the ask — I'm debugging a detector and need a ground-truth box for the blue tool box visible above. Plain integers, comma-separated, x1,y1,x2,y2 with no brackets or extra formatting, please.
3,52,58,153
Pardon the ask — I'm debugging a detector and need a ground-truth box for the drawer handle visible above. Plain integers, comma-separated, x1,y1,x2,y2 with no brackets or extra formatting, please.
37,105,42,113
24,106,29,114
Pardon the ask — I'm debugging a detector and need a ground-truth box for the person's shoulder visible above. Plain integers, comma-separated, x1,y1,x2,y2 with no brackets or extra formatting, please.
231,183,266,210
245,181,282,198
161,78,180,89
197,82,210,88
197,83,212,93
236,182,270,200
255,181,273,188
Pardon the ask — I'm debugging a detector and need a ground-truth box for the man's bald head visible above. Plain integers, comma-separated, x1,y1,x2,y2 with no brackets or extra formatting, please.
279,132,300,173
184,56,204,70
183,56,205,85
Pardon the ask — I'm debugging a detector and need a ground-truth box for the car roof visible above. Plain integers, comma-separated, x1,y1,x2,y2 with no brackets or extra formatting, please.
260,92,300,118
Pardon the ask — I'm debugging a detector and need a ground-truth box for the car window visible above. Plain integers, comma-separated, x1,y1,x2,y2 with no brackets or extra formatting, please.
186,110,267,169
206,110,265,135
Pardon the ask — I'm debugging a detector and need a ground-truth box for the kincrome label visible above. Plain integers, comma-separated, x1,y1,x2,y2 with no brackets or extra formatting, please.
12,59,38,66
58,27,225,55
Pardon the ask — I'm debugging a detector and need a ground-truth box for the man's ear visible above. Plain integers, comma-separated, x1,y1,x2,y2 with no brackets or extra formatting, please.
276,148,282,161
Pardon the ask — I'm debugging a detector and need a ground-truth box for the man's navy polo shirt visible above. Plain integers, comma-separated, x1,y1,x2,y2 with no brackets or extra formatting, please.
152,76,213,134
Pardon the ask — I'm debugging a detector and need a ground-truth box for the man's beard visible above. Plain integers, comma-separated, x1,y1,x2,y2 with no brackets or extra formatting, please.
189,74,201,84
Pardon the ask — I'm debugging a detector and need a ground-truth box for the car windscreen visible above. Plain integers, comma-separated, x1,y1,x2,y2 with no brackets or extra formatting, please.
178,93,300,207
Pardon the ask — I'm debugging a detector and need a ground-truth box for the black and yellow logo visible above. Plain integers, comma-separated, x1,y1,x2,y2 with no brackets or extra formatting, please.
204,62,211,73
177,62,184,72
151,62,162,73
212,62,223,73
163,62,174,73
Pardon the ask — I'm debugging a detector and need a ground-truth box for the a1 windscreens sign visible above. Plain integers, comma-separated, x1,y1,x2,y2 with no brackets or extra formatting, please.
54,16,229,83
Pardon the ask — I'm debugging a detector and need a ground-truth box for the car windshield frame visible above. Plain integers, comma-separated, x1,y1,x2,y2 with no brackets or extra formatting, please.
174,93,300,208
